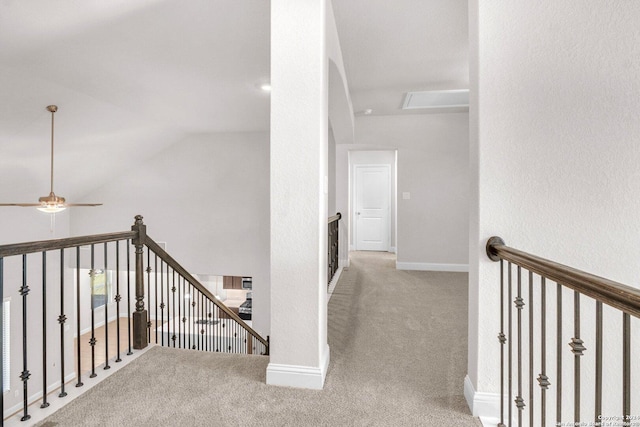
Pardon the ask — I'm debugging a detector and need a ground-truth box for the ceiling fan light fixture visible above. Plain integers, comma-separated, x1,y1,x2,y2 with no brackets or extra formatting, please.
36,192,66,213
0,105,102,211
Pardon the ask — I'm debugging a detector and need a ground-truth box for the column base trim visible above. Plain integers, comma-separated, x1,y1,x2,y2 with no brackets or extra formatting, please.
464,374,501,420
266,346,330,390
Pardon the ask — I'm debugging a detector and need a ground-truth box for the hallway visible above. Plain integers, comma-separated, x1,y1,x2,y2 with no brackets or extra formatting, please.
32,251,479,426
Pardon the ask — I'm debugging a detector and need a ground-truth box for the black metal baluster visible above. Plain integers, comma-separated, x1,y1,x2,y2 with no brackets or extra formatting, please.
528,271,534,427
205,298,209,352
178,276,182,348
20,254,31,421
172,270,176,348
154,254,158,344
515,266,524,426
198,291,202,351
538,277,549,426
103,243,110,370
622,312,630,420
192,286,197,350
89,245,97,378
160,261,165,347
0,257,4,418
557,283,562,426
595,301,602,424
570,291,585,423
498,259,506,427
508,262,513,426
188,282,192,350
182,277,186,349
76,247,83,387
209,300,214,352
146,248,151,343
115,242,122,363
41,251,50,408
55,252,66,396
126,240,132,356
217,305,221,352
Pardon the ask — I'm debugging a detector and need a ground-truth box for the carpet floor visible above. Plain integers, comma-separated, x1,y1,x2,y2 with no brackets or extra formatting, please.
35,251,480,427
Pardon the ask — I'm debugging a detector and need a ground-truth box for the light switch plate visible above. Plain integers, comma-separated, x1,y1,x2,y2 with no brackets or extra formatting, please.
402,192,411,200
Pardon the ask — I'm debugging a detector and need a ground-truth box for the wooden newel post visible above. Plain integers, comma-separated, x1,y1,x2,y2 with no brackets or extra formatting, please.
131,215,148,349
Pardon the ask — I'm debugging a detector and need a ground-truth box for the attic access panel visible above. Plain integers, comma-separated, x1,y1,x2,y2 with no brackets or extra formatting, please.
402,89,469,110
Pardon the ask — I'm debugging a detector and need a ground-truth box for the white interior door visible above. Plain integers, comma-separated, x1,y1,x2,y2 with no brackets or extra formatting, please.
354,165,390,251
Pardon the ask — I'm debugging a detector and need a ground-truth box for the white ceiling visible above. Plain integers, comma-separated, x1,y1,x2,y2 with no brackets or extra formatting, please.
0,0,468,202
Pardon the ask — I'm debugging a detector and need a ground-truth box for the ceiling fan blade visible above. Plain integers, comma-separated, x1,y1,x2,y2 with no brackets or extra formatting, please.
65,203,103,207
0,203,42,207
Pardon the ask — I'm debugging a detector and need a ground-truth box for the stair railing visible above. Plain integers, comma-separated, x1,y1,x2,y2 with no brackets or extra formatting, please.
486,236,640,427
131,216,268,356
0,215,268,424
328,212,341,286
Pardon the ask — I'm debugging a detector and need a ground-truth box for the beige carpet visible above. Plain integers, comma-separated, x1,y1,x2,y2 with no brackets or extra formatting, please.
36,251,480,426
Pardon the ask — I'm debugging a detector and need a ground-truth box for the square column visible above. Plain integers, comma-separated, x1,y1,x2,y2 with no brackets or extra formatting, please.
267,0,330,390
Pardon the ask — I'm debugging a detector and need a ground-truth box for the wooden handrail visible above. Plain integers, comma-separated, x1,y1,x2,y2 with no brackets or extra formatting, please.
144,236,269,348
486,236,640,318
328,212,341,224
0,231,137,258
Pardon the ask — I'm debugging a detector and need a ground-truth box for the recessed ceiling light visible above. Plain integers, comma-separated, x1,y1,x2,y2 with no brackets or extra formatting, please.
260,84,271,92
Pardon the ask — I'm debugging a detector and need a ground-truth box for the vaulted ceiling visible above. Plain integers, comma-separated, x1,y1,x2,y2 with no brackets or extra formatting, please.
0,0,468,202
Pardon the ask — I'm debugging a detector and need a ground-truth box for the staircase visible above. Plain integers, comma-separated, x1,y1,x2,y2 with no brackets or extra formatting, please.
0,215,268,424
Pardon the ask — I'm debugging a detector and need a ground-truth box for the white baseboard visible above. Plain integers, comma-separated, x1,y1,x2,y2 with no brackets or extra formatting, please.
266,346,330,390
396,262,469,272
389,246,397,254
464,375,500,421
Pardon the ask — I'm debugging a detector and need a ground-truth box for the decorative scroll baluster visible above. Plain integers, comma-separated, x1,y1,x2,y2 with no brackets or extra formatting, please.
160,261,165,347
115,242,122,363
103,242,110,370
515,266,525,426
179,276,183,348
595,301,602,425
498,259,506,427
622,312,630,419
76,247,83,387
172,270,176,348
58,250,68,397
508,262,513,427
188,282,192,350
89,245,97,378
528,271,534,427
20,254,31,421
154,254,158,344
538,277,549,426
569,291,586,423
41,251,49,408
557,283,562,426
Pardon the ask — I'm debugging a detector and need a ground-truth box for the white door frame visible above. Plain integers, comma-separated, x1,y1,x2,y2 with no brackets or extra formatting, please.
352,164,391,251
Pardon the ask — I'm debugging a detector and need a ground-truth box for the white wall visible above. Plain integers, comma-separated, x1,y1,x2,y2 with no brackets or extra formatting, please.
70,132,271,338
469,0,640,418
337,113,469,269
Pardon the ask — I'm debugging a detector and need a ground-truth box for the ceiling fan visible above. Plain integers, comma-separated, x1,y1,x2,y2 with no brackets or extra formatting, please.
0,105,102,213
